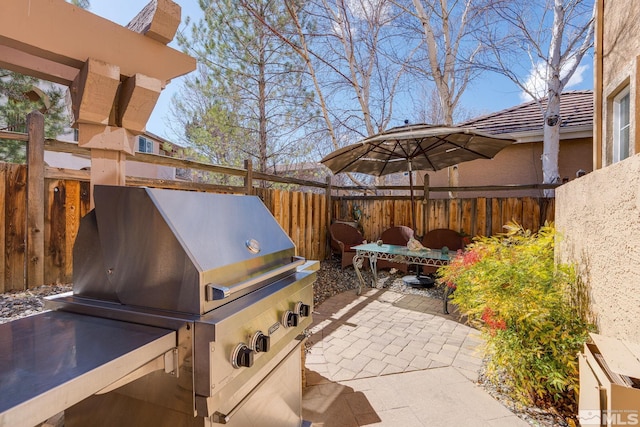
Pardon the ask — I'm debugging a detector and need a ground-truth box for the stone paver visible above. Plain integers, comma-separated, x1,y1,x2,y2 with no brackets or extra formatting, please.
302,289,528,427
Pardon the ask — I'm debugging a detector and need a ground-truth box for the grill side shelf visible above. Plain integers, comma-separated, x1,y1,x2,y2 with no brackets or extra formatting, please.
0,311,176,427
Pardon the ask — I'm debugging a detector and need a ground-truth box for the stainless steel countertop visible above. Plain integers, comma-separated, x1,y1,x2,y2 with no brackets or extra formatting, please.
0,310,176,427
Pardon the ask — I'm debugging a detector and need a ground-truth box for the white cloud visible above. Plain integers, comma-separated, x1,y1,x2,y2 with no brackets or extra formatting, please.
520,62,547,102
519,58,590,102
566,64,588,88
346,0,370,20
331,0,391,39
332,18,345,39
346,0,391,22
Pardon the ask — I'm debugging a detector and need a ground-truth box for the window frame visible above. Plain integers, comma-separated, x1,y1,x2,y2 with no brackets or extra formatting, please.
138,136,154,154
613,86,631,163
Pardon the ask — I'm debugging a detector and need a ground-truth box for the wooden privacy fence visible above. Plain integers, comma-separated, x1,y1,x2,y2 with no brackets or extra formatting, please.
0,112,556,291
0,156,553,292
0,162,329,292
0,166,93,292
331,196,555,242
259,188,328,263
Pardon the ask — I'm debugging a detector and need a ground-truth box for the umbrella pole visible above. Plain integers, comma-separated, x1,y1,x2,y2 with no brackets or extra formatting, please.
403,159,434,288
409,160,416,233
423,173,429,238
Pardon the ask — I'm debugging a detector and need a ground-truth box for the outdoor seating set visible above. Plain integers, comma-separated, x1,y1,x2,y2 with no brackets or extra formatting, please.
329,222,465,272
329,222,465,313
323,124,507,305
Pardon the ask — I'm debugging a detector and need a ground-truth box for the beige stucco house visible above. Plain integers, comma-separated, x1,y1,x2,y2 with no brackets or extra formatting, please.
416,91,593,198
555,0,640,343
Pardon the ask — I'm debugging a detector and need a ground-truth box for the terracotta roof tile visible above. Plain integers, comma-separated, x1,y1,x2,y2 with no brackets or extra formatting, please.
460,90,593,135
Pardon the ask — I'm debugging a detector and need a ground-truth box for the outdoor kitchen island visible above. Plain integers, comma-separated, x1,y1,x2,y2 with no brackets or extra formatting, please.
0,186,317,427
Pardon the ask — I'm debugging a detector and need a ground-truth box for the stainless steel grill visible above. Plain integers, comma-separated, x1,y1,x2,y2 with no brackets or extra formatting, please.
0,186,316,427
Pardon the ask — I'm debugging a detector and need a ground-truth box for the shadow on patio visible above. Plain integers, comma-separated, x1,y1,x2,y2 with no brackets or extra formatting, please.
302,288,529,426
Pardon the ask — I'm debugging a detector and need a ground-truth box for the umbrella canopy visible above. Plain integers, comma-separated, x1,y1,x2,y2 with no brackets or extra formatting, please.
321,124,516,231
321,124,516,176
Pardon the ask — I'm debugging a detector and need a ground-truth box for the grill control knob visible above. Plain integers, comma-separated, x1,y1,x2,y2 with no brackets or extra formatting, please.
231,343,254,369
282,310,299,328
295,301,311,317
250,331,270,353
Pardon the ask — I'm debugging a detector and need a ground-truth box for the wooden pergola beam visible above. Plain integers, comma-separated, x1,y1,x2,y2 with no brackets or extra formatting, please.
0,45,78,86
1,0,197,210
0,0,195,87
126,0,182,45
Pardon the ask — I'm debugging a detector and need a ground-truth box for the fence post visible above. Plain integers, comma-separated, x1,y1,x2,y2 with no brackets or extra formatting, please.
325,176,332,259
244,159,253,195
26,110,45,288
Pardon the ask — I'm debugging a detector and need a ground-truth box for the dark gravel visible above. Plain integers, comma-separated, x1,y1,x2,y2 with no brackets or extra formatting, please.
0,284,71,324
477,365,572,427
314,257,444,307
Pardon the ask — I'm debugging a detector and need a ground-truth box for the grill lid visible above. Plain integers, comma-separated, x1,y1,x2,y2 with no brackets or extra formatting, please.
73,186,297,315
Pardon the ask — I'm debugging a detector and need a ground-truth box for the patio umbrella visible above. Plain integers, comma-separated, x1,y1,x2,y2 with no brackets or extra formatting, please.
321,124,516,232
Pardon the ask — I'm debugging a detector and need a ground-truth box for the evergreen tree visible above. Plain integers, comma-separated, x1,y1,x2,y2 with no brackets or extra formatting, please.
0,71,69,163
175,0,317,176
69,0,90,7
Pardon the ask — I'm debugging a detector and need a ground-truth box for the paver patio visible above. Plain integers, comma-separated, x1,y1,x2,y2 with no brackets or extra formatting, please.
302,288,529,427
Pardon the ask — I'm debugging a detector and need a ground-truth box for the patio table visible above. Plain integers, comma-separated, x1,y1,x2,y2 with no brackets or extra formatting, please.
352,243,453,313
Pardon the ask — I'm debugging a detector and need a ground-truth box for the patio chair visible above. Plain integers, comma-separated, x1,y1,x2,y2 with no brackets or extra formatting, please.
376,225,414,273
329,222,366,269
421,228,465,275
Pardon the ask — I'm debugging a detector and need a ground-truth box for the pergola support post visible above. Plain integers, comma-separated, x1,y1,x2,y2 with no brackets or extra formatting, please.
26,110,45,288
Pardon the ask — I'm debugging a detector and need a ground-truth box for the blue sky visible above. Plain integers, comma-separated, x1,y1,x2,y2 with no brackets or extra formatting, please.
88,1,594,139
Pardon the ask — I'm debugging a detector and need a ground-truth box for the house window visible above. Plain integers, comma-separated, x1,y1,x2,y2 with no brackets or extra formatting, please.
138,136,154,153
613,87,631,163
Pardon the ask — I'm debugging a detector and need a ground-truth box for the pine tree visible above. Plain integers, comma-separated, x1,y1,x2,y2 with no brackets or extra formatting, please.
0,71,69,163
174,0,317,175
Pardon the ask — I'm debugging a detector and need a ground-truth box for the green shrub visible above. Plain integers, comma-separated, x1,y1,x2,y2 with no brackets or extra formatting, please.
439,223,593,410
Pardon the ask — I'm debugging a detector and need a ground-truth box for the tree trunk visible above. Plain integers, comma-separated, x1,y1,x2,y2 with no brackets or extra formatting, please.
477,0,594,199
258,24,268,176
541,0,564,196
542,82,562,197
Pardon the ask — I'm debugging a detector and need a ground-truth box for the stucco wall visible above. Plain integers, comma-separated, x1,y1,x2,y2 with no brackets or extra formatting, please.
601,1,640,90
600,0,640,164
556,153,640,343
418,138,592,199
